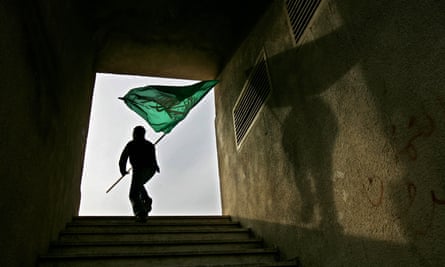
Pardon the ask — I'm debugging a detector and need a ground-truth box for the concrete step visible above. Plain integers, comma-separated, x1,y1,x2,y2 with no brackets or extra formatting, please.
65,221,241,232
48,239,264,255
71,215,232,225
59,228,252,242
38,248,280,267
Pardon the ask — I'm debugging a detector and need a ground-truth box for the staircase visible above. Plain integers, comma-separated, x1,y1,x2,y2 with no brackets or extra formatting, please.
38,216,299,266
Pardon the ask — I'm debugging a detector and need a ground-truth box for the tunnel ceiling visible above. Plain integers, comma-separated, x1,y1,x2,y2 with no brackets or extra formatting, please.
81,0,272,80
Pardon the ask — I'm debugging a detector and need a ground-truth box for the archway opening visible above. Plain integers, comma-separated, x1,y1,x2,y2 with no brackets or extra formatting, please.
79,73,222,216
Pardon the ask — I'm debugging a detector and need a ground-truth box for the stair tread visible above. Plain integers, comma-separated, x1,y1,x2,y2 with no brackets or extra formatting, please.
61,228,250,234
53,238,262,246
73,215,231,220
41,248,278,259
68,221,240,226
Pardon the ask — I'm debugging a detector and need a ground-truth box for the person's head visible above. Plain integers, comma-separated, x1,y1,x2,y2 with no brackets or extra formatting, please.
133,126,146,140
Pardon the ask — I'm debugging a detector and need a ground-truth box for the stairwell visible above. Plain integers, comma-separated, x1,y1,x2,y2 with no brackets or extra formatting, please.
38,216,299,266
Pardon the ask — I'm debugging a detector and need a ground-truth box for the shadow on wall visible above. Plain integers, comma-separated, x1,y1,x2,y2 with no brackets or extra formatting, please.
268,24,355,234
263,0,445,265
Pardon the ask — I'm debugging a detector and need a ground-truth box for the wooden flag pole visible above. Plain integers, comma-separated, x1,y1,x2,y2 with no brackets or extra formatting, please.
105,133,166,194
106,168,132,193
154,133,167,145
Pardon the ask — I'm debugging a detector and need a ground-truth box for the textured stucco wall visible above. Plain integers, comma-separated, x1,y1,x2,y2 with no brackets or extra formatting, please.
215,0,445,266
0,1,95,266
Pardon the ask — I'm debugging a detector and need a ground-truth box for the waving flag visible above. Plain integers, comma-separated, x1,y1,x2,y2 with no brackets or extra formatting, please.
119,80,218,133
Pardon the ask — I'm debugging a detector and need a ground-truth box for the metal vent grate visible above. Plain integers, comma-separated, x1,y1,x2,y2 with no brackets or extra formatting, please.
233,52,271,148
286,0,321,43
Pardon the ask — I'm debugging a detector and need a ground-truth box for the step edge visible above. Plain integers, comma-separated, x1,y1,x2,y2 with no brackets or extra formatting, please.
51,238,263,247
64,223,241,228
72,215,232,220
59,228,250,235
40,248,278,260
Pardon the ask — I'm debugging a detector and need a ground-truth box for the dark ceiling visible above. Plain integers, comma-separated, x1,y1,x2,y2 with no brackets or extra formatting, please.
81,0,272,80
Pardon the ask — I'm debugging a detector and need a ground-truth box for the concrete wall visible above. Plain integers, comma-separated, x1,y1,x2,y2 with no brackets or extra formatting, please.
215,0,445,266
0,1,95,266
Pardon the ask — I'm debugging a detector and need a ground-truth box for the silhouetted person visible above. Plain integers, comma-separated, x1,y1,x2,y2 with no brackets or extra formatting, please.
119,126,160,222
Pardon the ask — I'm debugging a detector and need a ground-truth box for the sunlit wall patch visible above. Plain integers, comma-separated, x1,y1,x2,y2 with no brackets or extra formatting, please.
285,0,321,44
233,50,272,149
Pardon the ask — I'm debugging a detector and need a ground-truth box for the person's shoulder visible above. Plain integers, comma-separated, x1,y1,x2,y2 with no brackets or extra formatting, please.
127,140,136,146
140,139,155,149
143,139,154,146
125,140,138,149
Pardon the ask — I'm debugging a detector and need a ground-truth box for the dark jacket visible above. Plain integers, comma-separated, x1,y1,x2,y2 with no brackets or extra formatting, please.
119,139,159,175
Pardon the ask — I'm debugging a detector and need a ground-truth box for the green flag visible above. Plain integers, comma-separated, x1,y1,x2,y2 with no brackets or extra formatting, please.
119,80,218,133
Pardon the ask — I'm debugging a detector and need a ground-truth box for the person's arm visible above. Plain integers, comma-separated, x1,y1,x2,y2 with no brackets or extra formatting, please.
119,144,130,176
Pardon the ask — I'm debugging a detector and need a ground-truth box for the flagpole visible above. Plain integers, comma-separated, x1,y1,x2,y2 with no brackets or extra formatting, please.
106,168,132,194
154,133,167,145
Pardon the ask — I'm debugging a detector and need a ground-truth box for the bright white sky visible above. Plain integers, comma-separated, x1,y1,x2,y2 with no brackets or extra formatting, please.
79,73,222,216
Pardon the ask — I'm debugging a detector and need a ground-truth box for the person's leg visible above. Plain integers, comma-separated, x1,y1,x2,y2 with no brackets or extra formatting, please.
139,189,152,213
140,168,155,214
129,172,146,219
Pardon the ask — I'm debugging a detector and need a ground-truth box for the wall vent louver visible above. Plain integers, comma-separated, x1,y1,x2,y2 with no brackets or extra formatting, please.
285,0,321,43
233,51,271,148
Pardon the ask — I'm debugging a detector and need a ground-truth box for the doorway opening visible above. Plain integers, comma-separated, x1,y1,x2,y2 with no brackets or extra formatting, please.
79,73,222,216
